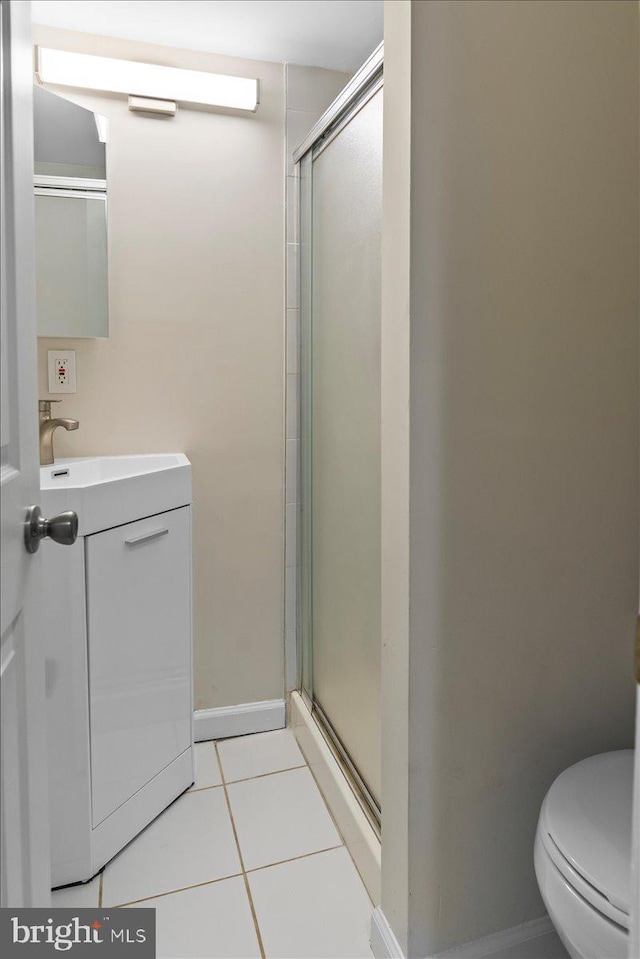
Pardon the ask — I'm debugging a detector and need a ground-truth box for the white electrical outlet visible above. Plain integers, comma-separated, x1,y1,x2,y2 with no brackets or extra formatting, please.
48,350,77,394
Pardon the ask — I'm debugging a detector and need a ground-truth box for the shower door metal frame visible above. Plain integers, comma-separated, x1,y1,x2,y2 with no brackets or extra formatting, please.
292,42,383,167
294,42,383,834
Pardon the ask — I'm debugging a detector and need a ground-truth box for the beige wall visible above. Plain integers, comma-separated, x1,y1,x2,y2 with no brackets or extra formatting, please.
382,1,639,954
35,26,285,710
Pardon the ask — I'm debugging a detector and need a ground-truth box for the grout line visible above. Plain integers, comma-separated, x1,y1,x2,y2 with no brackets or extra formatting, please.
222,763,307,788
189,763,309,794
212,739,224,784
112,836,345,907
215,742,266,959
111,872,244,908
246,843,344,875
241,871,265,957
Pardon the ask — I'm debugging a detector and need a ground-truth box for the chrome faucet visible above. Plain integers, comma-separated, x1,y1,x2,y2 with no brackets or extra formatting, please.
39,400,79,466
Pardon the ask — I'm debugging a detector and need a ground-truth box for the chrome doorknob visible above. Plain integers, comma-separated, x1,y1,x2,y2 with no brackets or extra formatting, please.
24,505,78,554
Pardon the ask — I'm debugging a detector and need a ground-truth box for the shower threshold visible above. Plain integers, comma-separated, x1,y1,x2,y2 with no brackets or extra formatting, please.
311,699,381,835
290,691,381,904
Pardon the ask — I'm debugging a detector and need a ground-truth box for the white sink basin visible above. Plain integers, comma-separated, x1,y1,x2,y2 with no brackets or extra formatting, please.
40,454,191,535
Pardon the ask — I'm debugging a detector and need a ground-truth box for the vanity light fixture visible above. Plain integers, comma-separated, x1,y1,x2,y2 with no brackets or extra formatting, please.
128,96,177,117
35,47,260,113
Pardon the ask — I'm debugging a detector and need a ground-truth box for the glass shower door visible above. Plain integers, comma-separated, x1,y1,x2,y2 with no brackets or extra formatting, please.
299,82,382,819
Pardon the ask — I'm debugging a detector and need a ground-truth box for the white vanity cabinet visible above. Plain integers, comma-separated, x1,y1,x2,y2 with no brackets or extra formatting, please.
42,456,194,888
87,508,192,827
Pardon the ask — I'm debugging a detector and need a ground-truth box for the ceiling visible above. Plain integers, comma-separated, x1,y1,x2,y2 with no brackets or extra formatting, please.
31,0,384,72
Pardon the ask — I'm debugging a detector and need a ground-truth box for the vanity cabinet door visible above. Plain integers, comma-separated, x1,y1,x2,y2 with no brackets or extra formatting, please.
86,506,192,827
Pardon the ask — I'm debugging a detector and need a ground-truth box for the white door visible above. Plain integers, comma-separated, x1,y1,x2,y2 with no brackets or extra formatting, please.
0,0,50,907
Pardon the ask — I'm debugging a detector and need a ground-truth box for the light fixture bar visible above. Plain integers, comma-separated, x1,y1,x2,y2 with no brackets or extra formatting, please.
35,47,260,113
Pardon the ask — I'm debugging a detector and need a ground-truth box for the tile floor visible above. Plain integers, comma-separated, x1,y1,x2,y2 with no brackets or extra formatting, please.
53,729,375,959
491,931,569,959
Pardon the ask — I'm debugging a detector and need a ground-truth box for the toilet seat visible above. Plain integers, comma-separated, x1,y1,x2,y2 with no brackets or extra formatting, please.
534,750,633,959
539,825,629,930
534,830,628,959
541,750,633,920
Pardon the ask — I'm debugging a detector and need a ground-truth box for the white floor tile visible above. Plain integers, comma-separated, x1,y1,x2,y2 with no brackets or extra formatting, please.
218,729,305,783
227,767,341,871
249,847,373,959
102,789,241,906
52,874,100,908
189,741,222,790
123,877,261,959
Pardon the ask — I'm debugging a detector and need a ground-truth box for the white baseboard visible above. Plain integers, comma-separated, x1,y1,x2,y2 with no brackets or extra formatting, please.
193,699,285,741
432,916,555,959
370,910,555,959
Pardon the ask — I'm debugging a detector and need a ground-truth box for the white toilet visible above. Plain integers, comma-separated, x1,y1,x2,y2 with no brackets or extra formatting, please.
534,750,633,959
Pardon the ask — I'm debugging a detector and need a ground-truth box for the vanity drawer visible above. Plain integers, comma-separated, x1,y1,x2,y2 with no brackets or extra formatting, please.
85,506,192,827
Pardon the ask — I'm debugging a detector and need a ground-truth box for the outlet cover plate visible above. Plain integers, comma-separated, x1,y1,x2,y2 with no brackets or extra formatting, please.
48,350,76,394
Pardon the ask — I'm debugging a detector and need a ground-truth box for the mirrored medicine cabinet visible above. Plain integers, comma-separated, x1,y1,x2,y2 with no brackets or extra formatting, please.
34,85,109,338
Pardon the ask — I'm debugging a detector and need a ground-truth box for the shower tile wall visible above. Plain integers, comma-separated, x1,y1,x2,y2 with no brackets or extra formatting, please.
283,63,351,692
